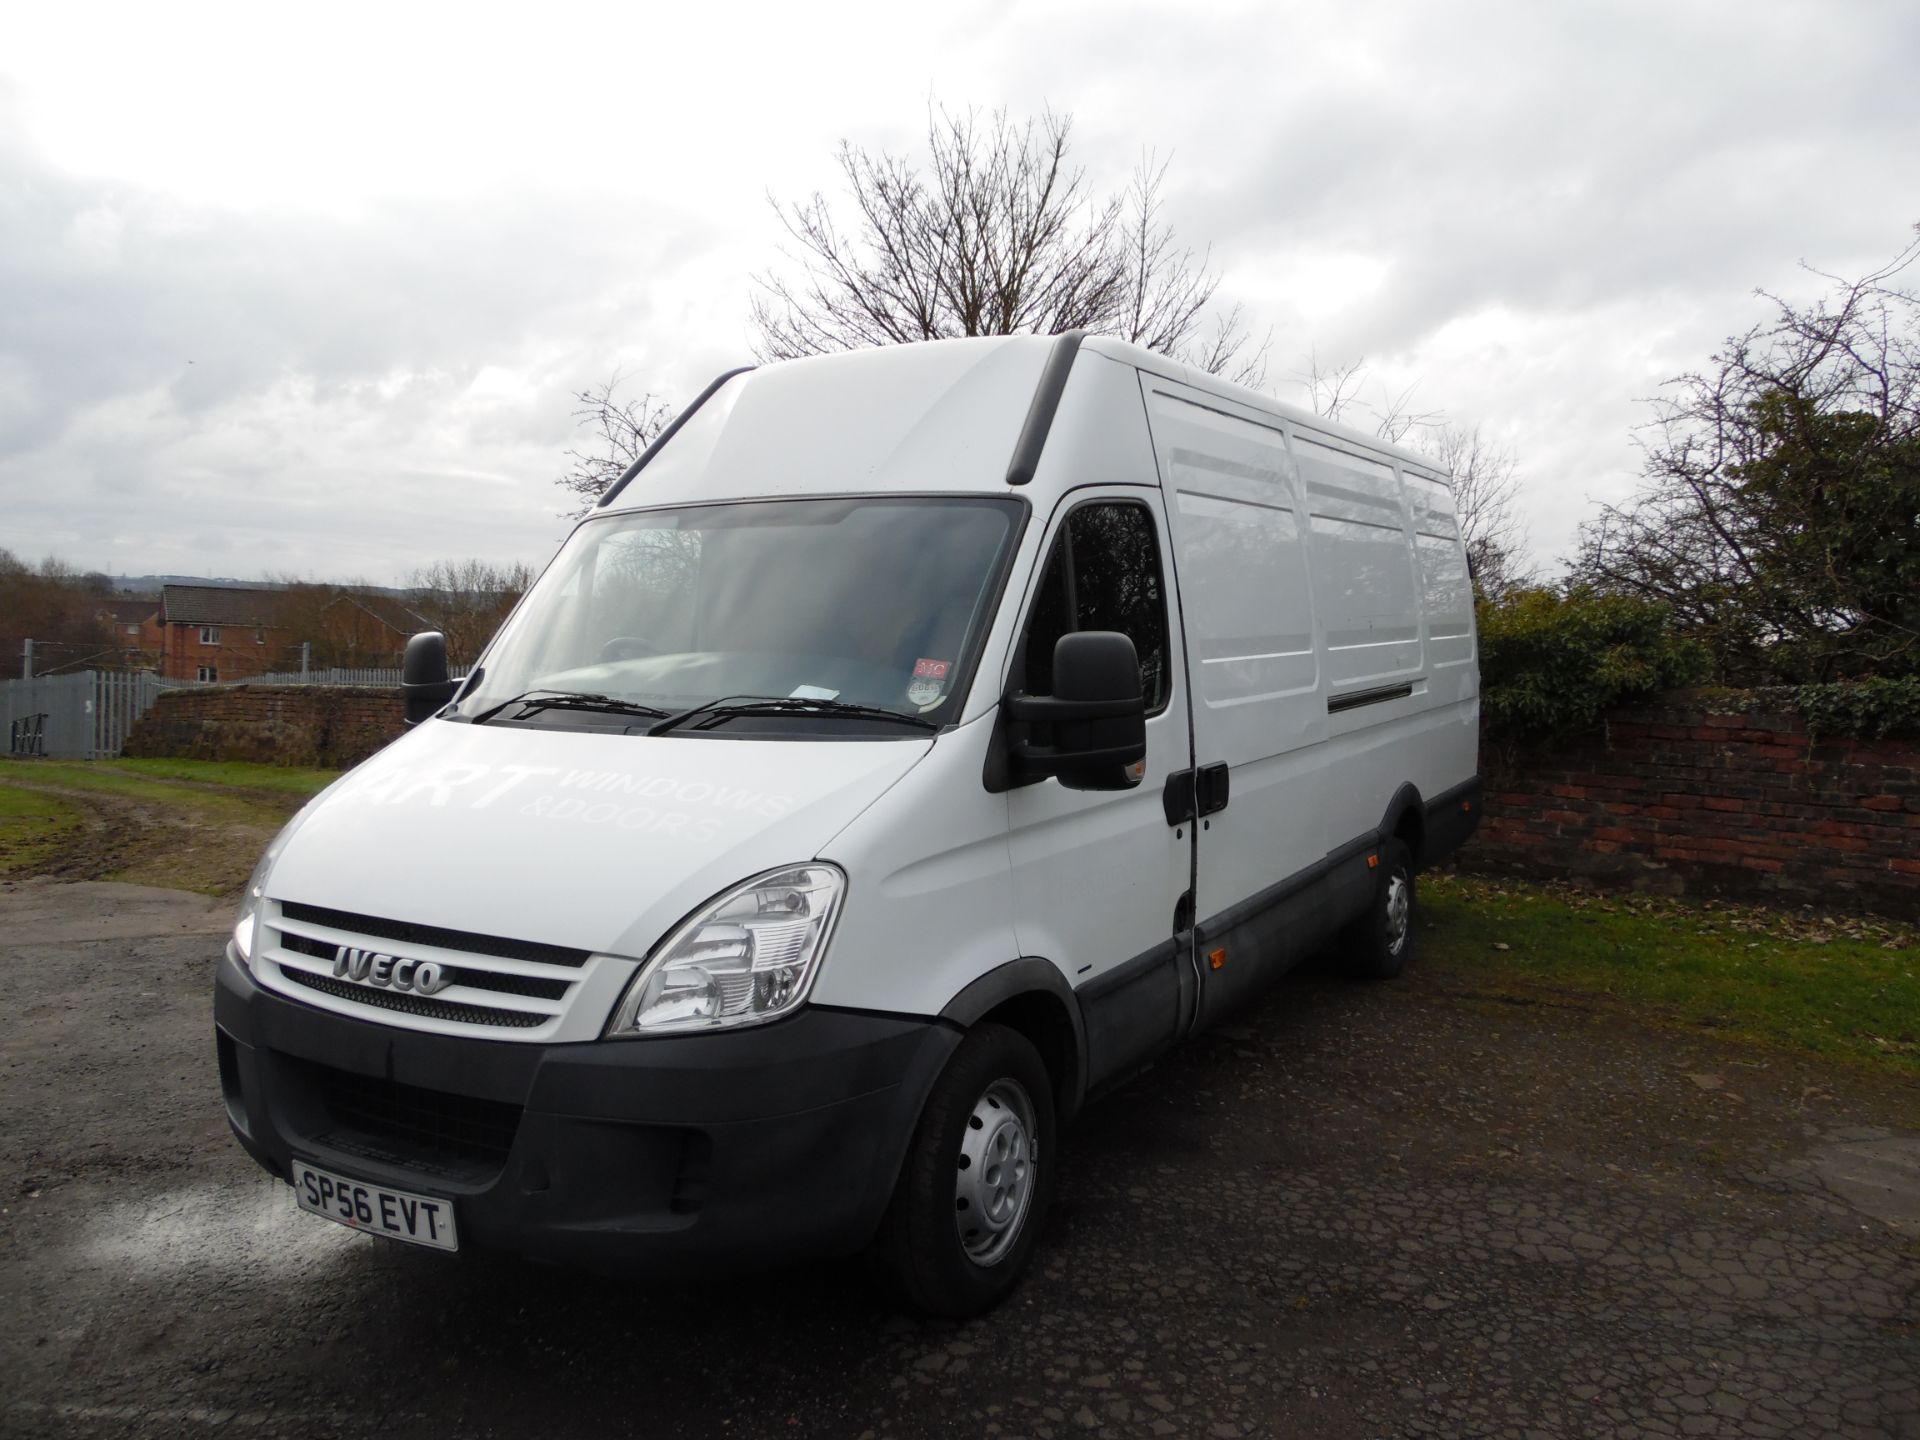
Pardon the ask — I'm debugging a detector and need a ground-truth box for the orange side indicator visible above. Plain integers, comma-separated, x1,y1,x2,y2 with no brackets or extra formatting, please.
1367,853,1379,869
1208,947,1227,970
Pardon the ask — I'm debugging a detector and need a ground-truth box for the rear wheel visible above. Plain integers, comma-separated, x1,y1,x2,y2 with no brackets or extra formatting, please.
1340,836,1417,980
870,1023,1054,1318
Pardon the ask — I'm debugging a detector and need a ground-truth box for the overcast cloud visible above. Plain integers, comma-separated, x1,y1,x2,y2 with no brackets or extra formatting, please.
3,0,1916,585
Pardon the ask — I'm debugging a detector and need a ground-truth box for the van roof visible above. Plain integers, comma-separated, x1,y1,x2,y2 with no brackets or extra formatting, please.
600,334,1449,515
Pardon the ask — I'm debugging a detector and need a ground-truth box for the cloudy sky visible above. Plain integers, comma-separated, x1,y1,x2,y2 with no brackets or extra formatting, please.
4,0,1915,586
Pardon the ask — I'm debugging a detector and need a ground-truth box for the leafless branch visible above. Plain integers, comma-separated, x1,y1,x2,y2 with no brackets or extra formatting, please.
751,104,1266,381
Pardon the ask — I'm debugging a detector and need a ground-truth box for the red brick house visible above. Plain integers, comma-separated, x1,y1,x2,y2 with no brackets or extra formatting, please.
159,585,288,683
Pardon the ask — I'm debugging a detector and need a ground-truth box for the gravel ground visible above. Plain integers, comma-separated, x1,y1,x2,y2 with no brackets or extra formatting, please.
2,878,1917,1440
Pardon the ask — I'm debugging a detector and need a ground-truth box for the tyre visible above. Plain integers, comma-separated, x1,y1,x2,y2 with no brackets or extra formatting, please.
870,1022,1055,1318
1340,836,1417,980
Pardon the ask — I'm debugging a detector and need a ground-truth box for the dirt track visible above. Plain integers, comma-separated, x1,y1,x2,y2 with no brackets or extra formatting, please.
2,879,1917,1439
0,767,299,894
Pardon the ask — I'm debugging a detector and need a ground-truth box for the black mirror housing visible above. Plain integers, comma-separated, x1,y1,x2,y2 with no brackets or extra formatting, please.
402,631,458,725
1004,631,1147,790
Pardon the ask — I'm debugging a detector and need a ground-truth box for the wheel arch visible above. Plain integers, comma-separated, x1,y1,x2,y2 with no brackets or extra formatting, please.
1378,782,1427,868
939,958,1087,1121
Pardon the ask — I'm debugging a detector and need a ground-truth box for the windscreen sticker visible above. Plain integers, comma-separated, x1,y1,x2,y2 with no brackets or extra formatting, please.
906,657,953,709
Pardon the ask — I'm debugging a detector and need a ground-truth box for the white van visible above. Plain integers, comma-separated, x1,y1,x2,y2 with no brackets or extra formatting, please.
216,333,1480,1315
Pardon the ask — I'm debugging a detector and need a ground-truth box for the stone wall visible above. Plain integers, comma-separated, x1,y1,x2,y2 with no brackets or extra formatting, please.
1468,692,1920,919
122,685,406,769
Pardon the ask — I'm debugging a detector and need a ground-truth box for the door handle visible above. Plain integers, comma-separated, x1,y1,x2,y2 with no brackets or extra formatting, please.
1165,764,1229,824
1196,762,1230,817
1162,769,1196,826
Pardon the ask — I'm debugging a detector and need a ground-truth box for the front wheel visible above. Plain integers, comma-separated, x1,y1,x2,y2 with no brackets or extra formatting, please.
870,1023,1055,1318
1340,836,1417,980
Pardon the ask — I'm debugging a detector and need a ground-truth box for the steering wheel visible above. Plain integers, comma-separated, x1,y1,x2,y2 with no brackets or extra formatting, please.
599,635,661,662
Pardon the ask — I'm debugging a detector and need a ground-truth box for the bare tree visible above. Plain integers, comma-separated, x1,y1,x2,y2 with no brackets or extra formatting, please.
555,371,673,517
1574,229,1920,680
0,549,122,679
409,559,538,665
1299,349,1369,424
751,106,1267,384
1297,351,1443,444
1435,423,1530,598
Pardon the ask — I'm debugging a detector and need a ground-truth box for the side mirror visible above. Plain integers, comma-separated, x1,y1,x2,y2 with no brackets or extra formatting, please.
1006,631,1147,790
402,631,457,725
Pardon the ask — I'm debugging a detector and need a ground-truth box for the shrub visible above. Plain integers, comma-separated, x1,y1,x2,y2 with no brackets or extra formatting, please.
1793,676,1920,739
1478,586,1708,739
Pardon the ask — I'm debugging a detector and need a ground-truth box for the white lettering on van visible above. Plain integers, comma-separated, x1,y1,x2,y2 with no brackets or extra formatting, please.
469,765,559,810
394,763,490,807
346,767,413,804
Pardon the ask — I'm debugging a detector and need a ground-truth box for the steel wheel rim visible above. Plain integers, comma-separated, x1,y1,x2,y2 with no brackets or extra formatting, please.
954,1077,1038,1267
1385,871,1411,956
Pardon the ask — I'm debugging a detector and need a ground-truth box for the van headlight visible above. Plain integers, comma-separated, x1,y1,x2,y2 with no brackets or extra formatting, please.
232,848,272,966
606,864,845,1035
230,799,322,968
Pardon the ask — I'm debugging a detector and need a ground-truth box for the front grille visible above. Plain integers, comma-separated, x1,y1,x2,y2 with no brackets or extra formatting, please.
278,901,590,968
280,932,569,1001
286,1056,521,1175
282,967,548,1028
265,900,595,1038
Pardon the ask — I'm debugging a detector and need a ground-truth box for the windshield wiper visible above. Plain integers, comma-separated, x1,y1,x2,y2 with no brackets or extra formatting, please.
648,695,938,737
467,690,670,726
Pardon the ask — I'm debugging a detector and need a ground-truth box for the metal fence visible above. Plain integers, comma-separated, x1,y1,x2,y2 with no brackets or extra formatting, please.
0,665,475,761
222,665,472,687
1,672,182,760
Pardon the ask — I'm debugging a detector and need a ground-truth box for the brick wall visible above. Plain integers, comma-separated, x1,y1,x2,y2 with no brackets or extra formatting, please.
1467,691,1920,919
118,683,1920,918
123,685,405,769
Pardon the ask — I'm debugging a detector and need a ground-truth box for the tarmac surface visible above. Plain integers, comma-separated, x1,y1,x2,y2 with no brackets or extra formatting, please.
2,878,1916,1439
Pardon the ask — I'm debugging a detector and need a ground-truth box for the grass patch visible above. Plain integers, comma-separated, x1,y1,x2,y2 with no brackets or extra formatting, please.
1424,873,1920,1075
0,757,344,895
0,785,86,874
9,758,341,799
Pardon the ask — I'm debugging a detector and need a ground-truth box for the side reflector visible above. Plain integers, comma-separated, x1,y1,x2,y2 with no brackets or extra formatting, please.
1367,854,1379,869
1208,948,1227,970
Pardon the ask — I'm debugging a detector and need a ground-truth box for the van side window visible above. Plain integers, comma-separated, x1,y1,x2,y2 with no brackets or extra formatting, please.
1023,502,1171,713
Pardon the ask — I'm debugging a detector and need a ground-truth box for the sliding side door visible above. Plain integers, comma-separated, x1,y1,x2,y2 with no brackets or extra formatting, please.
1138,377,1335,1031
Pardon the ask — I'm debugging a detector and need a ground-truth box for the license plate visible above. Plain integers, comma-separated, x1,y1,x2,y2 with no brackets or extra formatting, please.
292,1159,459,1252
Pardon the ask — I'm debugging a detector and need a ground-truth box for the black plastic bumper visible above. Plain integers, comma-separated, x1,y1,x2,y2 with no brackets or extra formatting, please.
214,947,958,1274
1421,775,1483,869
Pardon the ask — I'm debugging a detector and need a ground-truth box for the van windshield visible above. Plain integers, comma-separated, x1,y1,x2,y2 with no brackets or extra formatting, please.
454,496,1023,734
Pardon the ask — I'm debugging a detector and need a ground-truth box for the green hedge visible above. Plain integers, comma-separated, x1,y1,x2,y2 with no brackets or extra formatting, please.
1478,587,1708,740
1793,676,1920,739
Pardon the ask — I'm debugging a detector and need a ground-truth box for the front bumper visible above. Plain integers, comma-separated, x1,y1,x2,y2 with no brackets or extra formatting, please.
215,945,958,1273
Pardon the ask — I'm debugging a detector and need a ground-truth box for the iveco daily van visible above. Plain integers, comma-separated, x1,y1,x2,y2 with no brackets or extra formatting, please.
216,332,1481,1315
